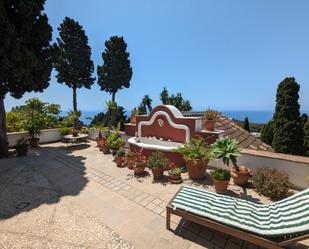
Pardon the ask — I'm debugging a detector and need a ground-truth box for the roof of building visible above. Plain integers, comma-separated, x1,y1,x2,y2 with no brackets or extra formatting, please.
182,111,273,152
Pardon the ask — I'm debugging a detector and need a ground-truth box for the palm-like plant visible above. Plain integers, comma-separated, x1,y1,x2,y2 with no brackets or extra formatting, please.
211,137,241,171
142,95,152,113
105,100,117,128
68,110,82,129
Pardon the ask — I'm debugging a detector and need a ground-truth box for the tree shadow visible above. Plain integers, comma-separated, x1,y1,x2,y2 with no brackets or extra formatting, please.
0,144,88,219
126,170,151,182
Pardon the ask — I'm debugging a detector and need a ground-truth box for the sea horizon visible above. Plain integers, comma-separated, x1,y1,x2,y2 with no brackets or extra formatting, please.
63,109,309,125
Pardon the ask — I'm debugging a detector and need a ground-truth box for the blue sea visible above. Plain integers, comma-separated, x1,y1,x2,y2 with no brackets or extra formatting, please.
65,110,308,125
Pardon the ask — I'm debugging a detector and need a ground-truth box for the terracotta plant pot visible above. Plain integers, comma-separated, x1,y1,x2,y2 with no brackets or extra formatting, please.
231,166,251,186
151,167,164,179
134,160,146,175
16,147,28,157
28,138,40,148
127,160,135,170
212,178,230,194
168,172,181,180
96,137,105,147
112,149,118,155
186,159,208,179
130,115,137,124
204,120,216,131
114,156,125,167
101,145,110,154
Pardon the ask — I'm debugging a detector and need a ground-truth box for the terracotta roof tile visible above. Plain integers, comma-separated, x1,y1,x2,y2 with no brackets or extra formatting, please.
182,111,274,152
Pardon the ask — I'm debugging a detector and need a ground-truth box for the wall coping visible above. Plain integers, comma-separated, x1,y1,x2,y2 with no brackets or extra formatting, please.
241,149,309,164
7,128,61,135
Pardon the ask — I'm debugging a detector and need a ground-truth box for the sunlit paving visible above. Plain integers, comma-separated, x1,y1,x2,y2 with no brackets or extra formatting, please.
1,0,309,248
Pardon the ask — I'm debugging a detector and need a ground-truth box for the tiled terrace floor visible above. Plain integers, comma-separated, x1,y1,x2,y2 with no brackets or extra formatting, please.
0,141,308,249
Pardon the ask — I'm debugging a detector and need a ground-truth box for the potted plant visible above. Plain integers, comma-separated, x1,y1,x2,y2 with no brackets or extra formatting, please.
203,109,220,131
211,137,250,186
106,133,125,155
175,137,212,179
126,151,137,169
25,120,42,147
70,128,79,137
130,108,139,124
146,151,168,180
15,137,29,157
133,149,146,175
95,126,107,147
210,168,231,193
168,167,182,183
100,139,111,154
114,148,126,167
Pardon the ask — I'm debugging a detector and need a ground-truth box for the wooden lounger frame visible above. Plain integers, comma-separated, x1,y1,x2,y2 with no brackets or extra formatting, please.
166,188,309,249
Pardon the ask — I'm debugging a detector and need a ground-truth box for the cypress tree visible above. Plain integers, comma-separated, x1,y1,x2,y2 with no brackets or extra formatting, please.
272,77,304,155
243,117,250,132
304,120,309,156
260,121,274,145
0,0,53,157
97,36,132,102
54,17,95,113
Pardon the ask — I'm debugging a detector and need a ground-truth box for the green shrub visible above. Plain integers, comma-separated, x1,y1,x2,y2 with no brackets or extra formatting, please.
203,109,220,120
116,148,126,157
146,151,168,169
168,167,182,175
59,127,70,136
210,168,231,181
175,137,212,162
253,168,291,200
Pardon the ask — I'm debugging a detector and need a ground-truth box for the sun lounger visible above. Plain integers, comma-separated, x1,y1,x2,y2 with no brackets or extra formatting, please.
166,186,309,249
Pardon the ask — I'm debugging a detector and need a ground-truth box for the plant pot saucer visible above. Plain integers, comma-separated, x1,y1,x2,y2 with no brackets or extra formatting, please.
168,177,183,184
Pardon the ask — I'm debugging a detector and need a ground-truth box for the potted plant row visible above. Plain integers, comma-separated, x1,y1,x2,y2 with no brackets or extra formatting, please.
114,148,126,167
175,137,212,179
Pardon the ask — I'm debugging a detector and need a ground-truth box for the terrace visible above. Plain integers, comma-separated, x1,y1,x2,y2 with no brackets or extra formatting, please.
1,106,309,249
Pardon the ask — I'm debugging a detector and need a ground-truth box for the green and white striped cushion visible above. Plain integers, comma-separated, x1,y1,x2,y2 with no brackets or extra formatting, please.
171,186,309,237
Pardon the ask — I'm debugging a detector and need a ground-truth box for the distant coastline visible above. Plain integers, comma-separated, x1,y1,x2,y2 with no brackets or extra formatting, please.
65,110,309,125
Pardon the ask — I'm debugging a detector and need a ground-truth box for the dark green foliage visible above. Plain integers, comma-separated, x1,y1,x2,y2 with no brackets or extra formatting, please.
138,95,152,115
304,120,309,156
159,87,192,111
272,77,304,155
54,17,95,112
260,121,274,145
300,113,308,127
91,106,127,130
253,168,291,200
97,36,132,102
243,117,250,132
0,0,53,99
210,168,231,181
0,0,53,157
234,119,264,133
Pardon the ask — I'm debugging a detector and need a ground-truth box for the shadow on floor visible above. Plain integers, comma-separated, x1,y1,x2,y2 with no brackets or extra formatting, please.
0,144,88,220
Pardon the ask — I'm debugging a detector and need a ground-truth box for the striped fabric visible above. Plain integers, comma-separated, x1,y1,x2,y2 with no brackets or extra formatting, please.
171,186,309,237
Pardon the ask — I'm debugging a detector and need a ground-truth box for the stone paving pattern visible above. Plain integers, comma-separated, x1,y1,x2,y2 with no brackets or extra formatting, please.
0,141,308,249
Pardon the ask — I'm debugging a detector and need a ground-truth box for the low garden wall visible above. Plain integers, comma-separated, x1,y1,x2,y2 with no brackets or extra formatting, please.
7,129,62,147
209,149,309,189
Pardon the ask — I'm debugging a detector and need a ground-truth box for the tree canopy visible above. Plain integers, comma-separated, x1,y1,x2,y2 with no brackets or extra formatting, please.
159,87,192,111
97,36,132,102
54,17,95,113
138,95,153,115
0,0,53,156
272,77,304,155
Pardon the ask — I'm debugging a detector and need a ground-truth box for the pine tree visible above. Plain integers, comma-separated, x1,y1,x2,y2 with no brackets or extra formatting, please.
54,17,95,113
0,0,53,157
97,36,132,102
272,77,304,155
260,121,274,145
243,117,250,132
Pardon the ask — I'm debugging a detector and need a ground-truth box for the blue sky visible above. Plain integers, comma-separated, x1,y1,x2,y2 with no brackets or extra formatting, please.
4,0,309,113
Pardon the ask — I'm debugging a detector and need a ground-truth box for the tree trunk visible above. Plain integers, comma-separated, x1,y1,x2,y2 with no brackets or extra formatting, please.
112,92,116,103
111,92,116,126
73,87,77,113
0,96,9,158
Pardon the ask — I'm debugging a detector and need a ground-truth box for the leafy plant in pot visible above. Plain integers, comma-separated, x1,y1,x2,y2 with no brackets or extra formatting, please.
15,137,29,157
23,119,42,147
175,137,212,179
168,162,182,183
106,133,125,155
146,151,168,180
95,126,107,147
210,168,231,193
130,108,139,124
203,109,220,131
114,148,126,167
211,137,250,186
133,149,146,175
